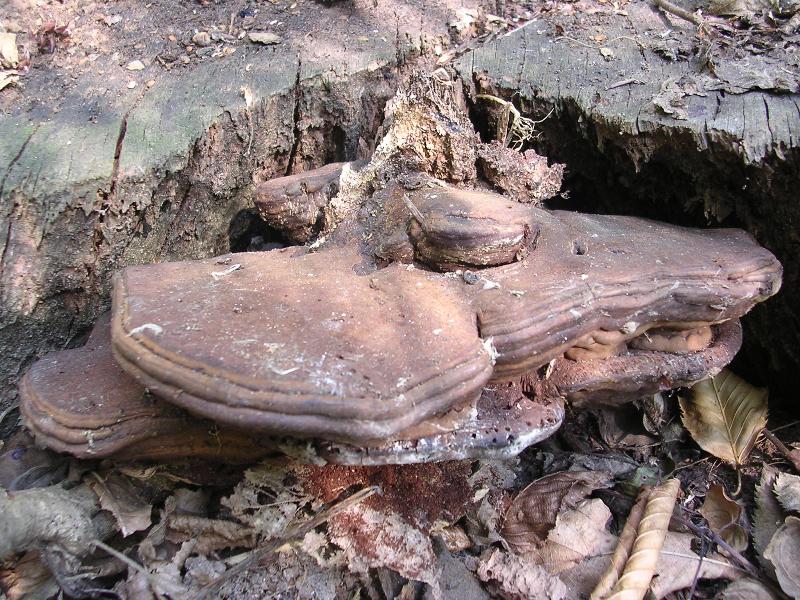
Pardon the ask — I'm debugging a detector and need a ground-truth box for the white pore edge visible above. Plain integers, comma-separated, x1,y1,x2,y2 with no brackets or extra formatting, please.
482,336,499,365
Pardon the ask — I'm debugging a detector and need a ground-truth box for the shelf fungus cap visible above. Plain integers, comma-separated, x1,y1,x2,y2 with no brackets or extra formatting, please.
254,161,362,244
404,187,539,271
111,247,494,444
19,315,276,463
21,318,562,465
469,205,782,379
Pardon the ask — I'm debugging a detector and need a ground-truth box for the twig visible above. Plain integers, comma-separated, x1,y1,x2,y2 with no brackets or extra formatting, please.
192,486,378,600
672,512,759,580
763,428,794,458
91,540,176,600
763,428,800,471
652,0,703,26
606,78,644,90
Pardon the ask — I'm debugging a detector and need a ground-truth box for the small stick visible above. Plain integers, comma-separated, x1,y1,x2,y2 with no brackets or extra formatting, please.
763,428,800,471
673,512,760,580
652,0,703,26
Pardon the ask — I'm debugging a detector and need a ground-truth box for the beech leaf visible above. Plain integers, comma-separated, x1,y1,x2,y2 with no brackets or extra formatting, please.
88,472,153,537
720,578,778,600
753,466,784,574
477,548,568,600
502,471,612,553
698,484,749,552
605,478,680,600
774,472,800,514
679,369,767,466
763,516,800,598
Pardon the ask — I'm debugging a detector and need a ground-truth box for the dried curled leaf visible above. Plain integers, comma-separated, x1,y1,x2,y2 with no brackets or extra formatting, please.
763,516,800,598
753,466,783,577
679,369,768,466
502,471,612,553
606,479,681,600
562,528,738,600
591,489,650,599
698,484,748,552
774,472,800,514
537,498,617,574
88,472,152,537
477,548,568,600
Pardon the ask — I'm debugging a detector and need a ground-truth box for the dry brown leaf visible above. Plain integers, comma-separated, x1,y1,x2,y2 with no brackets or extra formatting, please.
0,33,18,68
591,489,650,599
537,499,617,574
754,467,785,562
698,484,749,552
720,578,779,599
88,472,152,537
502,471,612,553
774,472,800,514
0,70,19,91
679,369,768,466
560,528,739,600
166,515,256,554
605,479,681,600
763,516,800,598
477,548,568,600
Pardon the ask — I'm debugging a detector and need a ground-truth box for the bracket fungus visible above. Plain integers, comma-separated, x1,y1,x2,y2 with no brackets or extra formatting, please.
18,162,782,466
19,316,275,463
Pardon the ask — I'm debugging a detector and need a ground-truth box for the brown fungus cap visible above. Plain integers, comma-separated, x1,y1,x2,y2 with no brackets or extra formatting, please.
404,188,538,271
461,202,782,379
254,161,357,244
19,315,276,463
111,247,493,444
20,319,559,465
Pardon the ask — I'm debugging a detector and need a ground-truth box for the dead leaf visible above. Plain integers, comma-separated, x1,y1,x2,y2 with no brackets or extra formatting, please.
754,467,784,575
591,489,650,599
477,548,568,600
706,0,775,18
561,529,739,600
679,369,768,467
774,472,800,513
698,484,748,552
763,516,800,598
0,33,18,68
502,471,612,553
248,31,282,45
605,479,680,600
537,498,617,574
0,70,19,91
720,578,779,599
167,515,255,554
88,472,153,537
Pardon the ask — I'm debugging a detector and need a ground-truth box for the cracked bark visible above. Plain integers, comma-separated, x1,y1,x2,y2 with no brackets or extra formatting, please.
0,54,401,413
